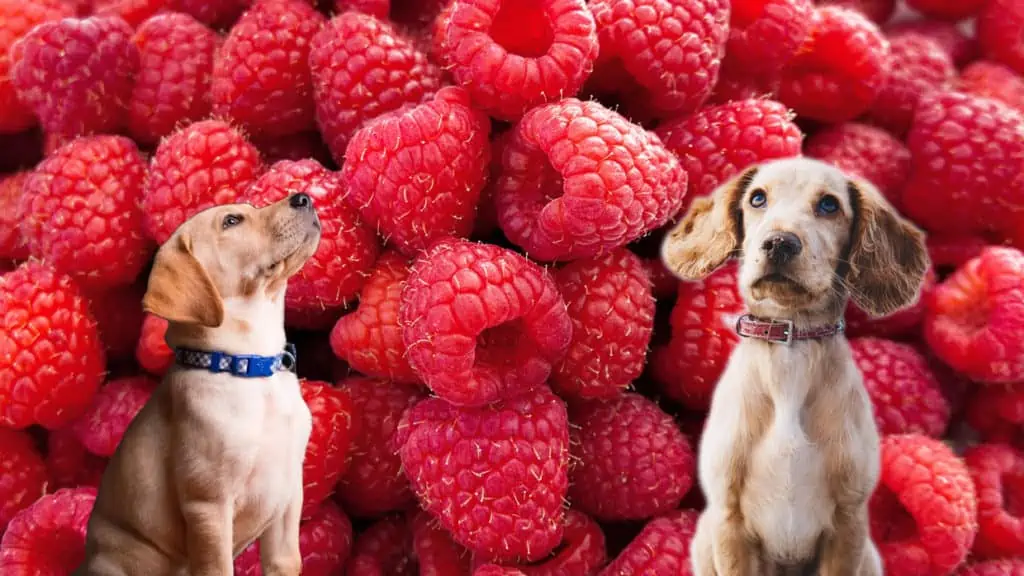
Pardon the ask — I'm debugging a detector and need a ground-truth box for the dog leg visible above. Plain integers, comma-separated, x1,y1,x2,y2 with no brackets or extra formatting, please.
258,490,302,576
818,505,868,576
711,512,758,576
181,502,233,576
858,538,883,576
690,510,717,576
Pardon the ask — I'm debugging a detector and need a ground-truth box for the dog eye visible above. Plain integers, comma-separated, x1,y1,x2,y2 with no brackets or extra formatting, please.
749,189,767,208
816,195,840,215
222,214,244,229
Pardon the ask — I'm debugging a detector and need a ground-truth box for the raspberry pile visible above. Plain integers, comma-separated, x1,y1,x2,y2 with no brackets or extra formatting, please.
1,0,1024,574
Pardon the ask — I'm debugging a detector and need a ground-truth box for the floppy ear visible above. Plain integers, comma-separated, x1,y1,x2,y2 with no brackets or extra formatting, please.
142,233,225,327
845,179,930,317
660,166,756,280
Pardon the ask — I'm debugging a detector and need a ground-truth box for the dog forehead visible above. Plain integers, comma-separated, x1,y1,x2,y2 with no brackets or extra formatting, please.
748,157,849,200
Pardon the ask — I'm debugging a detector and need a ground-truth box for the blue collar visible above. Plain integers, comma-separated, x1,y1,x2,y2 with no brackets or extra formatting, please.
173,343,298,378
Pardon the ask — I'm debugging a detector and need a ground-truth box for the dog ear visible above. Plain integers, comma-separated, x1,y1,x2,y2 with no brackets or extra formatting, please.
660,166,755,280
142,233,225,327
845,179,930,317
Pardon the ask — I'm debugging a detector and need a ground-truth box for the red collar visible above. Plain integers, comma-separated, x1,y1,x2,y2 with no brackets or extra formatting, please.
735,314,846,345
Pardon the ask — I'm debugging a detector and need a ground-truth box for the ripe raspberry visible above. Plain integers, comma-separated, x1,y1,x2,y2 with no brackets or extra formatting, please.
234,501,354,576
20,135,151,290
0,172,28,260
0,0,74,133
599,509,699,576
299,380,356,519
816,0,895,24
477,566,526,576
587,0,729,119
136,314,173,376
0,262,105,430
494,98,687,261
344,515,415,575
640,256,680,300
9,15,138,139
956,560,1024,576
966,384,1024,448
959,61,1024,113
907,0,986,23
978,0,1024,76
925,247,1024,383
310,11,443,165
92,0,165,27
128,12,218,146
334,0,389,18
778,6,891,123
69,376,157,458
654,98,803,207
927,235,990,272
396,386,570,562
251,131,333,167
45,429,106,489
869,434,977,576
473,511,606,576
434,0,598,121
724,0,814,76
411,510,472,576
142,119,263,244
341,87,490,255
335,377,425,518
844,267,936,339
0,429,49,533
803,122,910,207
245,159,380,329
708,62,782,104
886,19,979,68
902,91,1024,237
167,0,250,28
867,33,955,135
87,282,146,359
963,443,1024,559
330,251,420,384
400,239,572,406
0,486,95,574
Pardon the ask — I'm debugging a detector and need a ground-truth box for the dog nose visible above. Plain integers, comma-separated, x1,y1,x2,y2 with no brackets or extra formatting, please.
289,193,312,210
762,231,802,264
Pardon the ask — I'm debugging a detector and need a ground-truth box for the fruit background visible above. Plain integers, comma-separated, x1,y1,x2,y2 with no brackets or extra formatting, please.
0,0,1023,574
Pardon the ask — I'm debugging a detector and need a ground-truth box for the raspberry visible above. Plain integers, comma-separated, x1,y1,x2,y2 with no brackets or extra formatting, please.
724,0,814,76
69,376,157,458
887,20,978,68
587,0,730,119
234,500,354,576
128,12,218,146
0,0,74,133
142,119,263,244
474,510,607,576
902,91,1024,237
399,239,572,406
9,15,138,139
550,250,654,400
0,172,28,260
708,62,782,104
334,0,389,18
396,386,570,562
816,0,895,24
166,0,250,27
850,338,951,437
45,429,106,489
778,6,891,123
907,0,986,23
211,0,325,137
959,61,1024,113
299,380,356,519
86,282,146,359
599,509,699,576
869,434,978,576
251,131,333,166
978,0,1024,76
411,510,472,576
963,444,1024,559
925,247,1024,384
434,0,599,121
477,566,527,576
136,314,173,376
20,135,151,290
330,251,420,384
494,98,687,261
957,560,1024,576
654,98,803,207
344,515,414,575
867,33,955,135
640,255,680,300
844,267,936,339
0,429,49,533
0,487,95,574
335,377,425,518
967,384,1024,448
927,236,990,273
92,0,165,27
245,159,380,329
0,262,105,430
309,11,443,165
803,122,910,207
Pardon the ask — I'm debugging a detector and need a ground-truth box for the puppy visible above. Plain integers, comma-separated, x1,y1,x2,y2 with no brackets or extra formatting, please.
661,157,929,576
75,193,322,576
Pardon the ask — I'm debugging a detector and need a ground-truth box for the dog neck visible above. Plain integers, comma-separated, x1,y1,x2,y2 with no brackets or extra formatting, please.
165,293,288,357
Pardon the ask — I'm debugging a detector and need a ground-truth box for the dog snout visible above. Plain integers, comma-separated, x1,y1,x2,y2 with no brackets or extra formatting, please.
762,231,802,265
289,193,312,210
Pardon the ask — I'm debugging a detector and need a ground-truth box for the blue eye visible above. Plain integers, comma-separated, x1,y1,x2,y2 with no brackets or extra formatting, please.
749,189,767,208
816,195,840,215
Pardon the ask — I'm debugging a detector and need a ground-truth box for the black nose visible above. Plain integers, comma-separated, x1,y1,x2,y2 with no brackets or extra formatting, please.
762,231,802,264
289,193,312,210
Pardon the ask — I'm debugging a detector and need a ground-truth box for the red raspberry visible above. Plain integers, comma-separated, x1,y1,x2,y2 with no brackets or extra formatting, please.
299,380,356,519
400,239,572,406
724,0,814,76
334,0,389,18
0,0,74,133
211,0,325,137
816,0,894,24
234,500,354,576
902,91,1024,237
341,87,490,255
69,376,157,458
136,314,173,376
330,251,420,384
599,509,699,576
887,19,979,68
907,0,986,22
309,11,443,165
411,510,472,576
927,235,990,272
587,0,729,119
849,338,951,437
335,377,425,518
396,386,570,562
45,429,107,489
978,0,1024,76
494,98,687,261
867,33,955,135
963,443,1024,559
925,247,1024,383
654,98,803,207
9,15,138,139
0,487,96,573
128,12,218,146
344,515,415,575
640,255,680,300
166,0,250,27
843,267,936,339
434,0,598,121
473,510,607,576
477,566,527,576
245,159,380,329
92,0,165,27
87,282,146,359
707,61,782,104
966,384,1024,448
0,172,29,260
251,131,333,166
0,429,48,533
959,61,1024,114
869,434,978,576
778,6,891,123
20,135,151,290
651,262,743,411
142,119,263,244
0,262,105,430
551,250,654,400
957,560,1024,576
803,122,910,207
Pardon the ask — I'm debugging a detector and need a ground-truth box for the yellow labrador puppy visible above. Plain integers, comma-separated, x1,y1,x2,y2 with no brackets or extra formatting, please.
75,193,321,576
